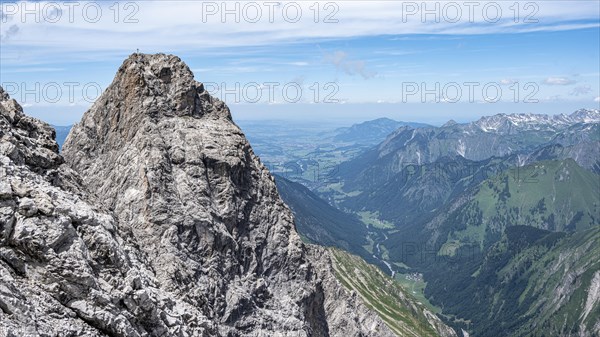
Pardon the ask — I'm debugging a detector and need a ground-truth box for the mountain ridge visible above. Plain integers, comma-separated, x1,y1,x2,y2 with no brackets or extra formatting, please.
333,118,432,144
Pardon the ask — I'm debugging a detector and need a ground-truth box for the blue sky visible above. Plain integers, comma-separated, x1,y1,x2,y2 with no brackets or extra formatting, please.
1,0,599,125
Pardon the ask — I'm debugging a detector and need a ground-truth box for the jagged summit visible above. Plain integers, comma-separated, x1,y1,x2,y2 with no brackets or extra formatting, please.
119,53,195,88
569,108,600,122
473,109,600,133
441,119,458,127
93,53,230,123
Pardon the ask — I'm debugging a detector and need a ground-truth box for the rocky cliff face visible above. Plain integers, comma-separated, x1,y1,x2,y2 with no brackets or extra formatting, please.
0,85,162,336
0,54,454,336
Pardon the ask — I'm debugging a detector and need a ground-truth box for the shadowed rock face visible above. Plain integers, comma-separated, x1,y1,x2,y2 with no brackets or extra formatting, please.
0,54,456,336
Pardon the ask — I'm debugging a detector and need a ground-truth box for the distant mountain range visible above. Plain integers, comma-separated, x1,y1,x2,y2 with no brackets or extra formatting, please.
234,110,599,337
340,109,599,181
322,109,600,336
333,118,431,145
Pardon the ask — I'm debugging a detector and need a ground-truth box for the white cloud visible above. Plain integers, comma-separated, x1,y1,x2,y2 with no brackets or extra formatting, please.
1,1,599,66
543,77,576,85
287,62,308,66
594,97,600,102
499,79,516,85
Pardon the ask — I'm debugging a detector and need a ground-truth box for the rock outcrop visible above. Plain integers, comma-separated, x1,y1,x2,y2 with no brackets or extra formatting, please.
1,86,158,336
0,54,454,336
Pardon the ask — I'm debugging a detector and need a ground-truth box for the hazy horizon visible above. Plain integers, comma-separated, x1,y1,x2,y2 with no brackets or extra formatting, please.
21,100,600,127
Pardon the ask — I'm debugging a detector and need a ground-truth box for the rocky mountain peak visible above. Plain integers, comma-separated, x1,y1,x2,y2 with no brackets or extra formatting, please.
441,119,458,127
123,53,193,82
0,86,62,170
472,110,600,134
0,86,8,100
90,53,229,128
59,54,444,336
569,108,600,123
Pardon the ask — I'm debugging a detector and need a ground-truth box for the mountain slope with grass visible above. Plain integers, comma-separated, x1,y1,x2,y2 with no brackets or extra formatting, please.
330,249,457,337
375,158,600,336
416,159,600,254
423,226,600,337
